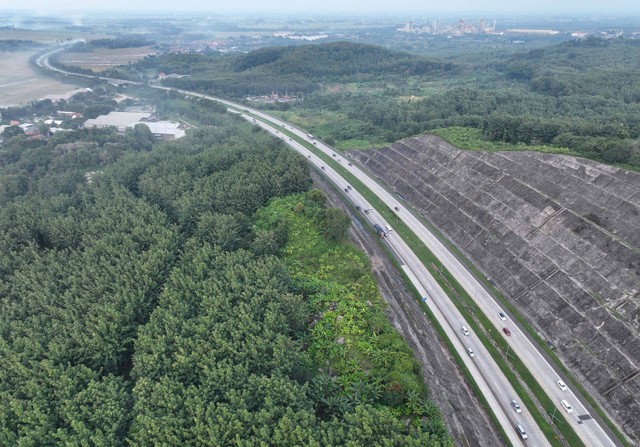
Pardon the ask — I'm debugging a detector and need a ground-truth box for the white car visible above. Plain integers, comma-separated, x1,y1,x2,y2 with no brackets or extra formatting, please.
511,400,522,413
516,424,528,440
461,326,470,336
561,399,573,413
467,347,475,357
498,312,507,321
557,379,568,391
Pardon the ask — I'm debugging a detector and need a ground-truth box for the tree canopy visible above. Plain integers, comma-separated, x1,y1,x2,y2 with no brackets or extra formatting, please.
0,98,451,445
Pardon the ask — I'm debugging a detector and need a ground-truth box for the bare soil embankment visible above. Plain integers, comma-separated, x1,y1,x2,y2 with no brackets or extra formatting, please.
349,135,640,442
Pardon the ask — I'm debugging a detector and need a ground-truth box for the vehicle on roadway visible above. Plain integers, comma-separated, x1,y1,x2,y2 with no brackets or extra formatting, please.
561,399,574,413
557,379,568,391
511,400,522,413
394,206,400,211
516,424,528,440
466,347,475,357
498,312,507,320
347,185,352,190
503,327,511,336
307,133,314,139
461,326,470,336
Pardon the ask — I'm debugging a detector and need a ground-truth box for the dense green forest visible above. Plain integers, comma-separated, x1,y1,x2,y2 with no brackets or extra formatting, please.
0,99,451,445
128,39,640,168
114,42,456,97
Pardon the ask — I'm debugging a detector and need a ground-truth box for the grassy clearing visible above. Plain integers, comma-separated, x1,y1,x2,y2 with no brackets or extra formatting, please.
252,192,451,440
334,138,386,150
429,126,578,155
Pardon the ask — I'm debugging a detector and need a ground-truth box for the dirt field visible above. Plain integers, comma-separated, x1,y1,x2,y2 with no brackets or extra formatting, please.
56,46,158,72
0,51,81,108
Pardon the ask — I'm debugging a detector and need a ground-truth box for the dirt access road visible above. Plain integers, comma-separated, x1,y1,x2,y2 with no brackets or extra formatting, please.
315,171,504,446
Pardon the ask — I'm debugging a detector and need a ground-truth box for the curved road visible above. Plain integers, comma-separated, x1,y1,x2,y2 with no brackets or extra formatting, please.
36,47,622,447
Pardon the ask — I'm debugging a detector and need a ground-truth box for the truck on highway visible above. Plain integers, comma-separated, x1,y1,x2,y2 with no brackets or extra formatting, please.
373,224,386,237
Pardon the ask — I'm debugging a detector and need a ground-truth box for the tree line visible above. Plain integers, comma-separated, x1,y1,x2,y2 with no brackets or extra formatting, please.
0,39,39,51
118,38,640,167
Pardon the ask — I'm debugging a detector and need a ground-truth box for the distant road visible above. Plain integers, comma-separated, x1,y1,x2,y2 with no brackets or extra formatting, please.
35,47,624,447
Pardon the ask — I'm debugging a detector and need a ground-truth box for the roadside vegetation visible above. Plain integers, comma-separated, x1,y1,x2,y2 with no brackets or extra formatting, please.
0,95,451,445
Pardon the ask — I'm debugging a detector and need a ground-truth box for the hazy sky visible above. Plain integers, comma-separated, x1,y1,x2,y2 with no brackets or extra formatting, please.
8,0,640,14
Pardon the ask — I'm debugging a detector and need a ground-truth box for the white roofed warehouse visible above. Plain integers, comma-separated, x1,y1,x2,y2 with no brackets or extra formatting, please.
83,111,187,140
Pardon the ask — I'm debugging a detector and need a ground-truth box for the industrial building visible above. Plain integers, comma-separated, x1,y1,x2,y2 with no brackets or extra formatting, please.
83,111,187,140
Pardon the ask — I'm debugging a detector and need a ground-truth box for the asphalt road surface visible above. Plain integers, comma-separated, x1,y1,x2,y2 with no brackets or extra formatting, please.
242,113,548,447
232,108,620,447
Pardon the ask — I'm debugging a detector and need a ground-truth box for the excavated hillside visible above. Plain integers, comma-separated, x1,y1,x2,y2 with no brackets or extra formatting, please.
349,135,640,441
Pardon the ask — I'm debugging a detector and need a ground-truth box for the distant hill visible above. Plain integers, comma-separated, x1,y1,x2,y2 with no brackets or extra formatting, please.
232,42,452,77
131,42,455,97
501,37,640,101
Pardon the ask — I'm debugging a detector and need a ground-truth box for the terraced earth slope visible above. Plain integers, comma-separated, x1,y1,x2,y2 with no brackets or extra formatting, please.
350,135,640,441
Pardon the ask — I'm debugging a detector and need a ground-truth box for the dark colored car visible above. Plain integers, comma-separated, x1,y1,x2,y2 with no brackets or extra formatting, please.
503,327,511,336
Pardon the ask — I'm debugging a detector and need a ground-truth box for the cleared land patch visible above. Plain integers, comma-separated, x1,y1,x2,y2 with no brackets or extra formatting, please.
56,46,158,72
0,51,80,107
